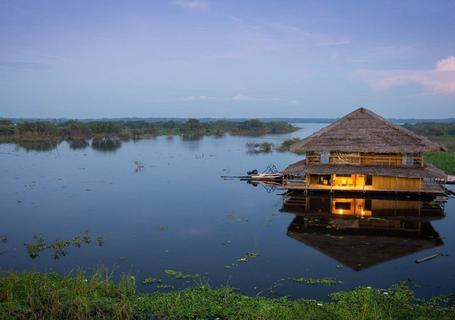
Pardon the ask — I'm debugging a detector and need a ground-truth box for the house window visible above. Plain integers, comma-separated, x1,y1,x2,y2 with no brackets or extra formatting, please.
334,202,351,210
365,175,373,186
402,154,414,166
320,151,330,164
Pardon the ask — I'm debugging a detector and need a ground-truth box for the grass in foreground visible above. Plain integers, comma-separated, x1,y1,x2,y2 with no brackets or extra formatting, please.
0,271,454,320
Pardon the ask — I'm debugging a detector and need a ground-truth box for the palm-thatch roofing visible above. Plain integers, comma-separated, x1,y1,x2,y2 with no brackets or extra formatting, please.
283,161,447,179
289,107,446,153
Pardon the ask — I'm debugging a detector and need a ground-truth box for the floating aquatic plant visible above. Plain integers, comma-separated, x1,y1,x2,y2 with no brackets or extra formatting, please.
26,236,47,259
0,235,7,243
156,284,175,289
25,230,102,259
72,235,81,248
237,251,258,263
292,277,341,286
142,277,162,285
82,230,91,244
164,269,199,280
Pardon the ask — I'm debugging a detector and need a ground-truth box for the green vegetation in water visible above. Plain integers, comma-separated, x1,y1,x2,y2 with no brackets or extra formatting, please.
0,119,299,149
237,251,258,263
0,271,454,320
246,142,274,154
164,269,200,280
156,283,175,290
277,138,303,152
119,256,128,261
82,229,91,244
25,231,100,259
0,235,7,243
159,225,167,232
143,277,163,285
292,277,342,286
424,152,455,175
164,269,199,280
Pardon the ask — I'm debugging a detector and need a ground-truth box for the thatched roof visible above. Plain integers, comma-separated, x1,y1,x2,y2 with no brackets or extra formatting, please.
289,107,446,153
283,161,447,179
287,216,442,271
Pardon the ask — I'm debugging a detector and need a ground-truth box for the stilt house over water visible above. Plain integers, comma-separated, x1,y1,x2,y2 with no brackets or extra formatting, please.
283,108,448,195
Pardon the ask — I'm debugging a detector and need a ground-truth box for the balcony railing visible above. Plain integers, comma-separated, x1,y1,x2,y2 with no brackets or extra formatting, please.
306,154,423,167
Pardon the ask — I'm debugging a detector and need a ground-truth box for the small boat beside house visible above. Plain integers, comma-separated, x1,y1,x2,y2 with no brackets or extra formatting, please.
282,107,448,196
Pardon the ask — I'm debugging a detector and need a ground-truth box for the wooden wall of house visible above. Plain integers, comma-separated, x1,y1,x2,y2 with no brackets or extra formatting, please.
307,152,423,167
371,176,421,191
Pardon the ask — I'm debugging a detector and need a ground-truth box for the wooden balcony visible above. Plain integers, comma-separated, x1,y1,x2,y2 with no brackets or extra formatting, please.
306,153,423,167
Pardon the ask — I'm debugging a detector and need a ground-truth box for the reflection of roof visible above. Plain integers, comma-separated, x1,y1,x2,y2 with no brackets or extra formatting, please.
289,107,445,153
287,216,443,271
283,161,447,179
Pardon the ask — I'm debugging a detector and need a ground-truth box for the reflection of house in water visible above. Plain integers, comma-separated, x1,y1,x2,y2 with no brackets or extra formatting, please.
282,192,445,271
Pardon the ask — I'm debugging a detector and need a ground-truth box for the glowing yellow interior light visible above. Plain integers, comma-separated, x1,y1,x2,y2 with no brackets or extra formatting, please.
339,209,344,215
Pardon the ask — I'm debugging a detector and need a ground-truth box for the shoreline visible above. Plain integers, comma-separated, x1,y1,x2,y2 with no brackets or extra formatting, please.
0,271,454,319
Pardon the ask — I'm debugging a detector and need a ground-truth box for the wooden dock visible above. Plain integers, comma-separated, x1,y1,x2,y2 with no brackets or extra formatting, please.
447,175,455,185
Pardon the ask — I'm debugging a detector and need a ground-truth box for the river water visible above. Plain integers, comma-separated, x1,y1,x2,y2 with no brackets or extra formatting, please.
0,123,454,299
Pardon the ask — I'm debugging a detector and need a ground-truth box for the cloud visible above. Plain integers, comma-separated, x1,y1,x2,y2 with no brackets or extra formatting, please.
437,56,455,71
231,94,263,101
174,0,207,10
358,56,455,94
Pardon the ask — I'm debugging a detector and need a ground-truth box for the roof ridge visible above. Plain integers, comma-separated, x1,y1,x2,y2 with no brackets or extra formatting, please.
289,107,446,153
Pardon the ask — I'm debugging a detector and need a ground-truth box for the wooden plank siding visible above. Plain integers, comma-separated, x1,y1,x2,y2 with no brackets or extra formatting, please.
369,176,421,191
306,152,423,167
284,173,445,195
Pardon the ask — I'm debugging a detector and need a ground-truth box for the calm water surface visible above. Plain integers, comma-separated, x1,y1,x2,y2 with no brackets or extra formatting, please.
1,123,454,299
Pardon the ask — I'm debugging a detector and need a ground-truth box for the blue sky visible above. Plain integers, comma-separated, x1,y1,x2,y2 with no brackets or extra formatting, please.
0,0,454,118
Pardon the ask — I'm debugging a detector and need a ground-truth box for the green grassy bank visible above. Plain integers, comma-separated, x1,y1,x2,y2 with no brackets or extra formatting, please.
0,271,454,320
424,152,455,175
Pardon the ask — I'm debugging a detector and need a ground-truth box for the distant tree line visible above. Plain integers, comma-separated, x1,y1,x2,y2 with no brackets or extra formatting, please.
0,118,298,142
403,122,455,137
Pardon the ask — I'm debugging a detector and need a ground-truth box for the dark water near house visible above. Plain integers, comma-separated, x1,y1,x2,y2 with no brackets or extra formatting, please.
0,123,454,300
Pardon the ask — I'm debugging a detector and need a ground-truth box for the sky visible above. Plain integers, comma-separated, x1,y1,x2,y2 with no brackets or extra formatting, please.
0,0,454,119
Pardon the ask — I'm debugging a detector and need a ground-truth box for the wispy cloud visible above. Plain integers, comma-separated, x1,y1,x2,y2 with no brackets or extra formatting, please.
358,56,455,94
231,94,263,101
174,0,208,10
437,56,455,71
